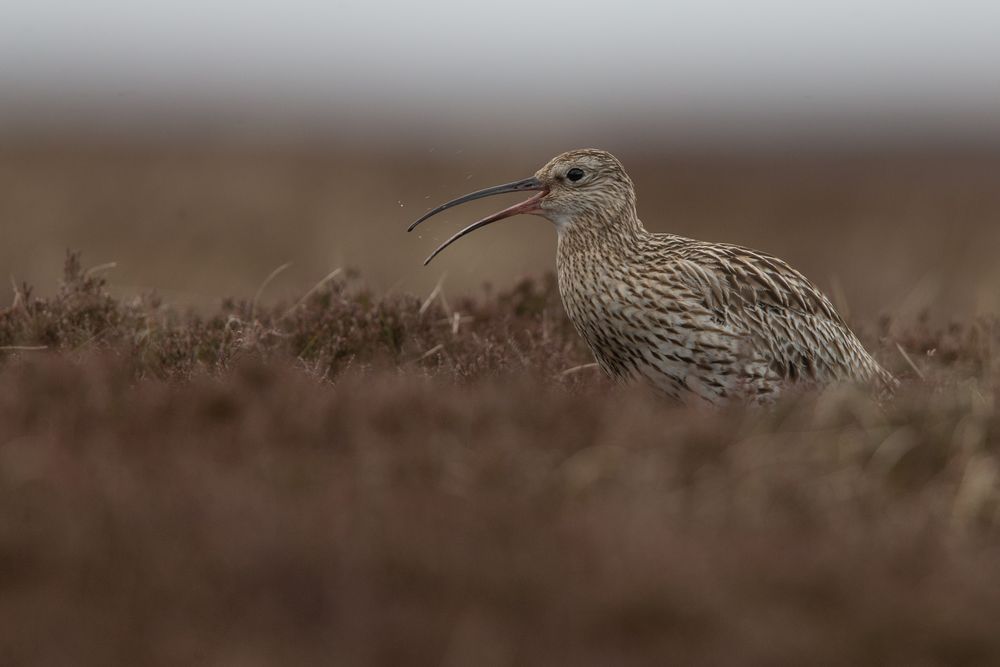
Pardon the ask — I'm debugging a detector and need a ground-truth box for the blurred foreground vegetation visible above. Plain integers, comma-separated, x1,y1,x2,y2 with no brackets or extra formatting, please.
0,254,998,666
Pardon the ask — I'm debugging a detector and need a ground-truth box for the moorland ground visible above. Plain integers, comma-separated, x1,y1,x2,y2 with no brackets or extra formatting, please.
0,251,998,665
4,142,999,316
1,144,999,665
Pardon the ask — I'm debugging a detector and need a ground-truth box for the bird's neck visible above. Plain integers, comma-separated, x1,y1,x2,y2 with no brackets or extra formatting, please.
555,205,646,260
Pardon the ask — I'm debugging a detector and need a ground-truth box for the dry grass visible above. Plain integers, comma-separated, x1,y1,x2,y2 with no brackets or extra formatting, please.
0,254,998,665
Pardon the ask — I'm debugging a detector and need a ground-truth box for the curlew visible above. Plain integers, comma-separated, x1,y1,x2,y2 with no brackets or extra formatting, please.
409,149,894,404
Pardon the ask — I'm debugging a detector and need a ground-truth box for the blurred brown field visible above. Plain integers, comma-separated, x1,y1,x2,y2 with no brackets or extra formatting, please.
3,140,999,321
2,141,1000,665
0,261,998,665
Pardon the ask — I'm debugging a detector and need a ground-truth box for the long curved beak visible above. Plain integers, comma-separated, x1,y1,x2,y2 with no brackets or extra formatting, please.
407,176,547,265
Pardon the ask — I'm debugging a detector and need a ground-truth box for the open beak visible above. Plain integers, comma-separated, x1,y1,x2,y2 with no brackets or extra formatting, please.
407,176,547,265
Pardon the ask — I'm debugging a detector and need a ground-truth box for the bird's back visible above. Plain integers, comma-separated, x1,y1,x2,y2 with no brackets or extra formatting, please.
557,228,894,404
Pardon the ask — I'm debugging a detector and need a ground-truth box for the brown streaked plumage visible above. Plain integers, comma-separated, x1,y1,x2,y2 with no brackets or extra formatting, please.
409,149,895,404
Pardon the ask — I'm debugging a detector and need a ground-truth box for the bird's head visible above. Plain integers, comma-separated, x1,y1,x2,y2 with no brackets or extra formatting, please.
534,149,636,225
409,149,637,265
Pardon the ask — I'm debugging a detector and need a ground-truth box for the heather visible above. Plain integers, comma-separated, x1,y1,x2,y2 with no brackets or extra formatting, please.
1,255,998,665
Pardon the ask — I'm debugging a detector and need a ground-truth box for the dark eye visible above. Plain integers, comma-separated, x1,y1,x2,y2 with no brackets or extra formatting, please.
566,167,585,182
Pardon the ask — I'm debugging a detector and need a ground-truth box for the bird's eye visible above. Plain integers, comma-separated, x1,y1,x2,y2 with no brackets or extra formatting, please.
566,167,585,182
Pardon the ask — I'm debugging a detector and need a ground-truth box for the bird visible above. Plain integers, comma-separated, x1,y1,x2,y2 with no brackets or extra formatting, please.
408,149,895,404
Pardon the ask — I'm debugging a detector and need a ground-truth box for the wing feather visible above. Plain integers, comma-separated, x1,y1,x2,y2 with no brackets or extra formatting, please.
662,239,889,387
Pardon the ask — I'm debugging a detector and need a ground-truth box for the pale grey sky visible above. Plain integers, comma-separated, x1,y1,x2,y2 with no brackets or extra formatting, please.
3,0,999,146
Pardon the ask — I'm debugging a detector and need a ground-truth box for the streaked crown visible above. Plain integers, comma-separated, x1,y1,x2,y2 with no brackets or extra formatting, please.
535,149,637,228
